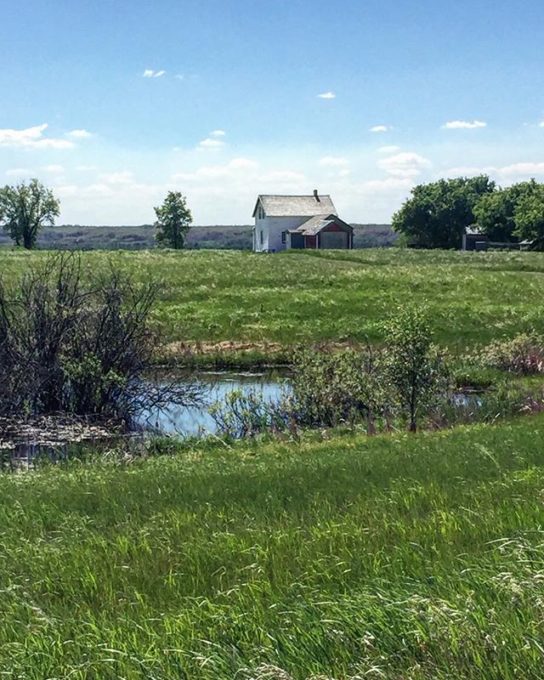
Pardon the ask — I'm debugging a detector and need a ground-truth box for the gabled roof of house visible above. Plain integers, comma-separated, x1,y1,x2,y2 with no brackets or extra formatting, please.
252,194,336,217
289,214,353,236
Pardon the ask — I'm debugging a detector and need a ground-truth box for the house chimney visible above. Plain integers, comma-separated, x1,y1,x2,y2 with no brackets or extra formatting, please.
313,189,320,202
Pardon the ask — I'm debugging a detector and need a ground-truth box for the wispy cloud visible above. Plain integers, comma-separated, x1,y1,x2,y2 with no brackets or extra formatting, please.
143,69,166,78
442,120,487,129
5,168,34,177
318,156,349,168
378,151,431,178
377,145,401,154
198,138,225,149
198,130,227,149
441,161,544,181
99,171,134,185
370,125,392,133
318,156,350,177
42,164,64,174
0,124,74,149
67,129,92,139
317,91,336,100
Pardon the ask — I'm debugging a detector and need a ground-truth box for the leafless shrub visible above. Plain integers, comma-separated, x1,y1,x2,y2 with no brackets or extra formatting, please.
0,252,202,425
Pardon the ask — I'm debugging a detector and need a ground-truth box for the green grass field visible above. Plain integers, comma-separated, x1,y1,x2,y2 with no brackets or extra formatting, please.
2,417,544,678
1,248,544,362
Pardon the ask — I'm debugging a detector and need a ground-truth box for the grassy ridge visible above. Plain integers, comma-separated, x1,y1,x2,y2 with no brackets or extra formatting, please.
0,248,543,355
2,417,544,677
0,223,395,250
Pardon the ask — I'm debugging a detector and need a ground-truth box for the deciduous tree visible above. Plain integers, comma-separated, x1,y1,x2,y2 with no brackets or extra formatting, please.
473,179,538,242
392,176,495,249
514,183,544,249
0,179,60,249
384,307,447,432
154,191,193,249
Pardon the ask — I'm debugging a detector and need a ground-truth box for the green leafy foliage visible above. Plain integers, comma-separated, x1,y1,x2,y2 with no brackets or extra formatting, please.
154,191,193,249
0,178,60,249
514,182,544,248
392,175,495,248
472,180,540,242
289,347,386,432
384,307,448,431
474,332,544,374
209,388,288,438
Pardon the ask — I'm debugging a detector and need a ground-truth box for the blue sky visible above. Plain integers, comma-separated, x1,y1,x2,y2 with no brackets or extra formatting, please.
2,0,544,224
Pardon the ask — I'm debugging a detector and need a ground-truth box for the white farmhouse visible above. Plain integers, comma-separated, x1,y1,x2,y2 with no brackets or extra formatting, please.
252,190,354,252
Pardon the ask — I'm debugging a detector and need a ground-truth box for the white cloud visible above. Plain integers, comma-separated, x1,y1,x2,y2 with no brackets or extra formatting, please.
378,152,431,178
0,123,74,149
499,162,544,177
210,129,226,137
318,156,349,168
99,171,134,185
174,74,185,80
260,170,306,184
42,164,64,174
440,166,490,177
442,120,487,129
377,145,401,154
198,137,225,149
67,129,92,139
143,69,166,78
174,158,258,182
370,125,391,133
317,91,336,99
440,161,544,182
360,177,414,193
5,168,34,177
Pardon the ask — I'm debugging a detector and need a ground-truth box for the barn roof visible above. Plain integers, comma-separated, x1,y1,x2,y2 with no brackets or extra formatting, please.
253,194,336,217
290,214,353,236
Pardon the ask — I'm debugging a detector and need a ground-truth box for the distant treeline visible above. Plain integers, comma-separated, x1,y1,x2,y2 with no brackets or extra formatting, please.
0,223,396,250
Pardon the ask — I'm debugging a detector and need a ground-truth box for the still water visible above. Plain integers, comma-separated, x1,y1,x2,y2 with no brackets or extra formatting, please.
139,371,287,437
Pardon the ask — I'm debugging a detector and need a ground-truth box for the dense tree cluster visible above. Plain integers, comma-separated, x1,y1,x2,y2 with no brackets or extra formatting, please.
393,176,544,249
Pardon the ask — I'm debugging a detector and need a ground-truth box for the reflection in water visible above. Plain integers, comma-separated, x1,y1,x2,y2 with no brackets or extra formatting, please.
138,372,287,437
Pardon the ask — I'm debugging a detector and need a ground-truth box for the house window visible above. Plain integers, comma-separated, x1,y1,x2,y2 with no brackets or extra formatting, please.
259,230,264,246
281,231,287,244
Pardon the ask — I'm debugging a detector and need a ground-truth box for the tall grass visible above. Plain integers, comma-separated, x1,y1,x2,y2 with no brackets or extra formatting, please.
1,416,544,677
1,249,544,359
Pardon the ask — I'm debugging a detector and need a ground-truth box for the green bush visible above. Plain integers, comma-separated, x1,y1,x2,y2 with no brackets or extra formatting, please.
476,333,544,374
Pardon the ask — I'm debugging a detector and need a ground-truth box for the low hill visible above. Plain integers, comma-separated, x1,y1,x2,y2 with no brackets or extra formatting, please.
0,223,396,250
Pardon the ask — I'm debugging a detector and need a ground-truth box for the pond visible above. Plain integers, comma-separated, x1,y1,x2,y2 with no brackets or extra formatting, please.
0,370,288,465
139,370,287,436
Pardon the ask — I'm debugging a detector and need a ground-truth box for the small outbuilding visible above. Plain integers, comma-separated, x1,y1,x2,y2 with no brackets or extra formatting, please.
252,190,353,252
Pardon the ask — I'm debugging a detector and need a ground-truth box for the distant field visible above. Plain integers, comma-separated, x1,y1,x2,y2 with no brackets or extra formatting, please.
0,223,396,250
1,248,543,358
2,415,544,677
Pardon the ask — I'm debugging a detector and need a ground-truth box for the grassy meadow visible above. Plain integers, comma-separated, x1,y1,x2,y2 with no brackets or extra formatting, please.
1,416,544,677
2,247,544,677
1,247,544,362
